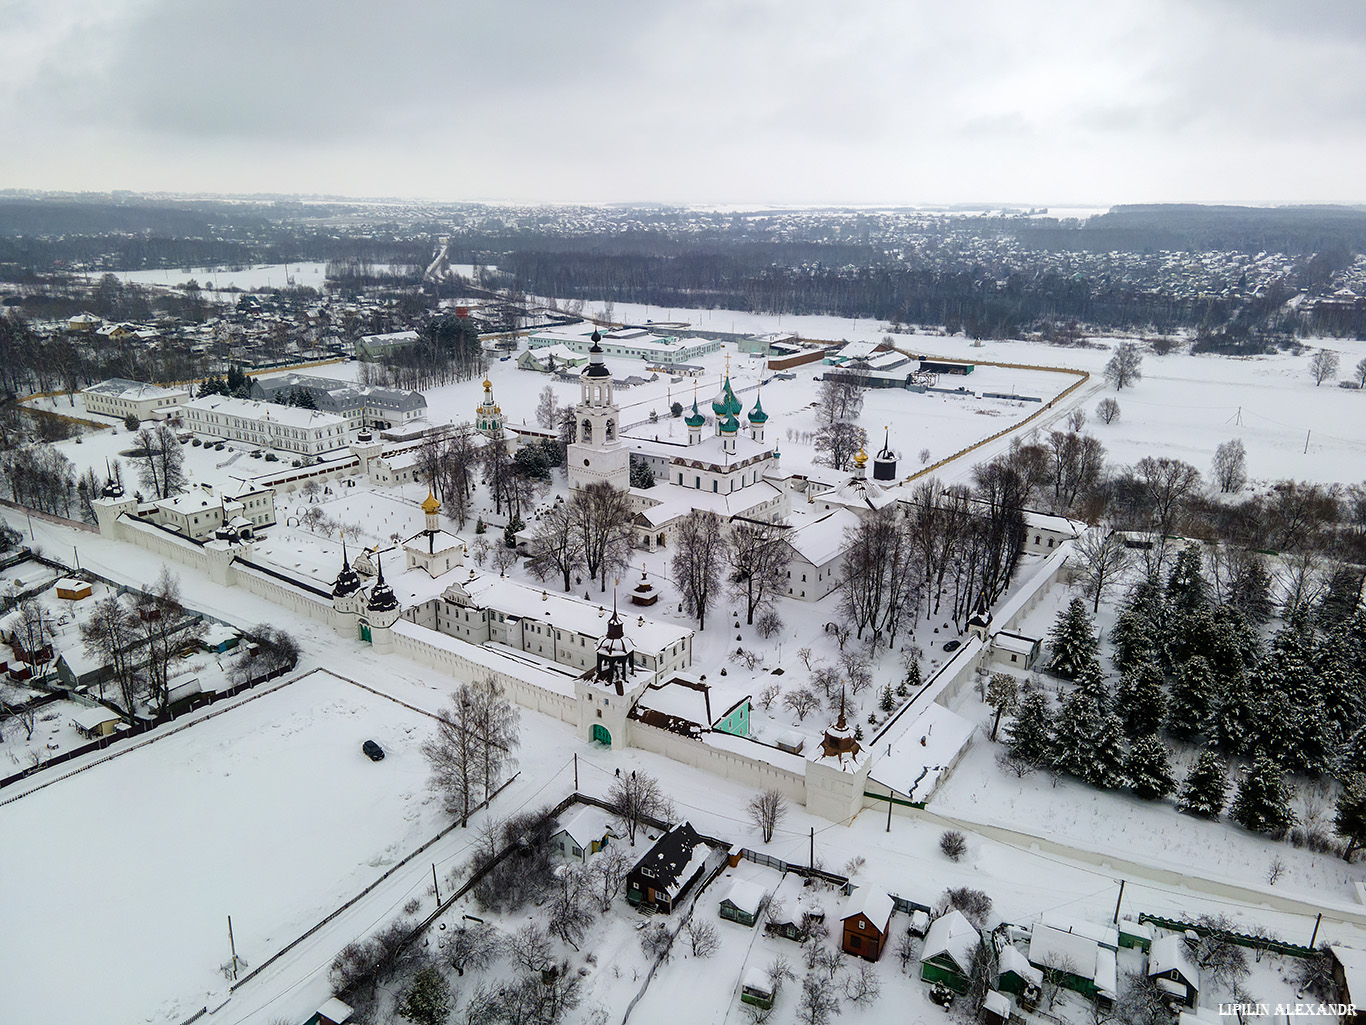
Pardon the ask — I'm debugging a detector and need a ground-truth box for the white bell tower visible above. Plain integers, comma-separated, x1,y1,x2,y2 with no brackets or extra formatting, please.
567,329,630,491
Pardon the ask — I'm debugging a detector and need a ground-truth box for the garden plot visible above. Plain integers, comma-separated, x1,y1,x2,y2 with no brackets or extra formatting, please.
0,669,445,1025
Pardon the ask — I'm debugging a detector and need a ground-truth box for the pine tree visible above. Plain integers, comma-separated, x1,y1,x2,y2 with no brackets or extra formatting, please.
1125,735,1175,799
1207,603,1261,679
1050,690,1103,781
1111,575,1167,674
1087,711,1128,790
1117,663,1166,739
1007,689,1052,767
1166,656,1215,741
1166,545,1208,614
879,683,896,714
1344,725,1366,776
1176,750,1228,819
1230,755,1296,837
1167,603,1215,671
1074,657,1109,707
1315,632,1364,741
1335,772,1366,861
1047,598,1100,681
399,965,453,1025
1206,673,1254,755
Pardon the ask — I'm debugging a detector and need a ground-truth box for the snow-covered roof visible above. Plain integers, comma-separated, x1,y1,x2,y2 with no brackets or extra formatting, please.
984,990,1011,1018
868,702,975,801
83,378,187,401
1023,511,1086,537
1029,924,1117,996
721,879,768,917
998,944,1043,986
403,528,466,557
632,480,784,525
1041,913,1117,950
785,509,858,568
843,885,894,932
70,706,122,731
185,395,349,431
922,910,979,971
555,806,614,850
443,574,692,656
742,967,772,993
637,678,712,727
316,996,354,1023
1149,934,1199,987
1334,946,1366,1003
992,631,1040,655
1119,919,1154,941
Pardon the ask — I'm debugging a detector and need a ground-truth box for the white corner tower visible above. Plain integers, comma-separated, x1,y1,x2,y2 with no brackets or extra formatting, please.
567,329,630,491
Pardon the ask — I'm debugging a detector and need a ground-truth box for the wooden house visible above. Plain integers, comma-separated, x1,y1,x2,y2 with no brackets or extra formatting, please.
1029,923,1118,1003
921,910,980,992
625,822,710,913
307,998,354,1025
718,879,767,927
1147,934,1199,1009
55,578,92,601
983,989,1012,1025
763,873,826,942
841,885,894,961
551,806,616,865
71,705,123,739
740,968,774,1010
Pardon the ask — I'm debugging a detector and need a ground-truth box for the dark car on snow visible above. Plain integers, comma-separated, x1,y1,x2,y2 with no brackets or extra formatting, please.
362,740,385,762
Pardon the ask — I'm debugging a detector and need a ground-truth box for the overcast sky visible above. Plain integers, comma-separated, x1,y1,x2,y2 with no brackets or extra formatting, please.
3,0,1364,207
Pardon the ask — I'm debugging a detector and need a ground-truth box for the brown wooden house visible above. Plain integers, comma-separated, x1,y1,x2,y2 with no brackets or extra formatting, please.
840,885,894,961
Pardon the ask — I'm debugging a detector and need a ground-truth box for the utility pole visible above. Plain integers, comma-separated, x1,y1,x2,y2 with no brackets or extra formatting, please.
574,752,578,792
886,794,893,833
432,863,441,905
809,827,814,872
1311,912,1322,948
1112,879,1125,924
1305,429,1311,454
227,915,238,981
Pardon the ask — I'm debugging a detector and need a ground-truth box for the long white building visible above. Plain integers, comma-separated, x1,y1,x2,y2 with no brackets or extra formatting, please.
182,395,351,457
82,379,189,421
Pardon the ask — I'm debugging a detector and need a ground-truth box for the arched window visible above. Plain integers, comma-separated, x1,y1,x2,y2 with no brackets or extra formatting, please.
582,420,593,443
605,419,615,441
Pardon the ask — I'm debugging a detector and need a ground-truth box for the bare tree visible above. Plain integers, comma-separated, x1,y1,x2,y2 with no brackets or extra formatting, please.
798,972,841,1025
422,677,519,825
1105,342,1143,391
818,376,864,424
1309,348,1340,386
727,519,792,625
570,482,634,593
1134,456,1202,536
757,683,782,711
0,687,36,741
527,504,582,593
588,845,633,911
782,687,820,722
444,921,500,976
133,568,206,716
683,918,720,958
671,510,725,629
748,789,788,843
1096,397,1121,424
843,961,882,1008
940,829,968,861
547,865,596,950
508,922,555,976
815,421,867,471
1211,438,1247,493
1074,529,1134,613
1039,953,1081,1009
80,593,138,711
1355,356,1366,390
608,770,674,845
1066,407,1086,432
535,385,561,429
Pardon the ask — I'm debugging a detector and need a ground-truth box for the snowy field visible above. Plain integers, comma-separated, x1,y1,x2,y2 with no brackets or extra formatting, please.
86,262,331,292
0,669,447,1025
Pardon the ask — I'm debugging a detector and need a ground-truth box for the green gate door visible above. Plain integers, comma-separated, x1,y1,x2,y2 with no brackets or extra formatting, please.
591,724,611,746
360,622,372,643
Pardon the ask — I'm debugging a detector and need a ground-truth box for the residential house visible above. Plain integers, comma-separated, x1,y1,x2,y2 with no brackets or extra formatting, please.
1028,923,1118,1003
740,969,775,1010
841,885,895,961
551,806,616,866
70,705,123,739
921,910,980,992
718,879,767,927
763,873,826,941
1331,946,1366,1025
1148,934,1199,1009
625,821,710,913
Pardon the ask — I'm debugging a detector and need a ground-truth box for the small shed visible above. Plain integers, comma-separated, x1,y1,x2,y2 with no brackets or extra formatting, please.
775,731,805,755
1119,919,1154,952
983,989,1012,1025
719,879,767,927
997,943,1043,1002
200,624,240,654
740,968,774,1010
71,705,123,739
1331,945,1366,1025
921,910,980,992
991,630,1042,669
909,909,931,937
1148,934,1199,1008
841,885,895,961
55,578,92,601
307,998,354,1025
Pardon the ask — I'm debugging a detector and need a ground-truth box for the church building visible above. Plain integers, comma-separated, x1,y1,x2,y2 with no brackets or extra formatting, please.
567,330,630,491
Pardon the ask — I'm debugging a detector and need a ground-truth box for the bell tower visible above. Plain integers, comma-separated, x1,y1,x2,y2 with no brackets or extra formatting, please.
567,329,630,491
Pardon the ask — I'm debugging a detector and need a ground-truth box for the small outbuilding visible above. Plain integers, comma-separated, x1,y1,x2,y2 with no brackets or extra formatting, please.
740,968,775,1010
1119,919,1154,952
55,578,92,601
983,989,1012,1025
997,943,1043,1005
841,885,895,961
71,705,123,739
921,910,981,993
1330,945,1366,1025
1148,934,1200,1009
307,998,354,1025
719,879,768,927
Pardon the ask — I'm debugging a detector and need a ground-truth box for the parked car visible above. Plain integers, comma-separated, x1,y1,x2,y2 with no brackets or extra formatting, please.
362,740,385,761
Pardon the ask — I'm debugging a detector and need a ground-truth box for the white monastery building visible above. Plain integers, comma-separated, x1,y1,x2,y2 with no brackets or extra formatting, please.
82,379,189,421
182,395,352,457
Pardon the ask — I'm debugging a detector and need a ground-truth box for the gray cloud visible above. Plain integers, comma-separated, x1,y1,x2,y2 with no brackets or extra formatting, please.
3,0,1365,203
